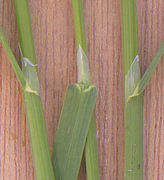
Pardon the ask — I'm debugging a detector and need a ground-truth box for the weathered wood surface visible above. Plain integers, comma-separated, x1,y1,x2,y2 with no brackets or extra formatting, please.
0,0,163,179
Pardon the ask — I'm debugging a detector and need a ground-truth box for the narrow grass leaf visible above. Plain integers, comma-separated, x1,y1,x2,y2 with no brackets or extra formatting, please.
85,114,100,180
0,28,26,88
52,84,97,180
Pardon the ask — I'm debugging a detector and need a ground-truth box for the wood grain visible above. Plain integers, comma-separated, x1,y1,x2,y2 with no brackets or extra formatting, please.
0,0,163,180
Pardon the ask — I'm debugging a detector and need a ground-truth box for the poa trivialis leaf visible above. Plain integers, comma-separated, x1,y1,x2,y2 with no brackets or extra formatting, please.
52,84,97,180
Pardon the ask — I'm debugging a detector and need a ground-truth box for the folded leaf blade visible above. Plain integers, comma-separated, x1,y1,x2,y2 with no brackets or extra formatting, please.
52,84,97,180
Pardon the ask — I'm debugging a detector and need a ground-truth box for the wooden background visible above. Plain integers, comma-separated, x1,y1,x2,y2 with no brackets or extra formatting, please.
0,0,164,179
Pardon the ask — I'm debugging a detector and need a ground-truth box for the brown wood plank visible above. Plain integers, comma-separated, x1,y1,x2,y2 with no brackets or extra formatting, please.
0,0,163,179
137,1,164,180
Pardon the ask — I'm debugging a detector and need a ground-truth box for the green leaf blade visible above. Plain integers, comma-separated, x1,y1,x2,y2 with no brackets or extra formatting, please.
85,115,100,180
0,28,26,89
52,84,97,180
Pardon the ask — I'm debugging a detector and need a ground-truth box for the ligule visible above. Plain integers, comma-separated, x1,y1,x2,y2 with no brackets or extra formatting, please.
77,45,90,83
125,55,140,103
22,57,40,95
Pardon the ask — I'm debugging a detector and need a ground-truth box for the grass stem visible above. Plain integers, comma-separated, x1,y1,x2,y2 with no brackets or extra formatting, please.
122,0,143,179
13,0,55,179
72,0,100,179
122,1,164,179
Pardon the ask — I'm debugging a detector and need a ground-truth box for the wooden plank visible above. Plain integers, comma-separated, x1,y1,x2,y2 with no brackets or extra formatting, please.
137,1,164,180
0,0,163,179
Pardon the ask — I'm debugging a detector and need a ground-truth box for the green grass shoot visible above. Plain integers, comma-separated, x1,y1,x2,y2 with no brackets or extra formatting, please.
52,0,99,180
0,0,55,179
122,0,164,180
72,0,100,179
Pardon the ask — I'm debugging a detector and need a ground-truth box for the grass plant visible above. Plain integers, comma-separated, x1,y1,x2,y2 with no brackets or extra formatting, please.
0,0,163,179
51,0,99,180
122,0,164,179
0,0,55,179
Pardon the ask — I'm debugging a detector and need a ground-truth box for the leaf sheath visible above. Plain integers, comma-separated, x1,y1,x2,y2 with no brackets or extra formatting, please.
122,0,143,179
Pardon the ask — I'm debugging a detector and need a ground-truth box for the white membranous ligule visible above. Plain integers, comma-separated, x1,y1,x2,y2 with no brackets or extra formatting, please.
77,44,90,83
18,45,40,95
125,55,140,103
22,57,37,67
19,45,40,95
22,57,40,95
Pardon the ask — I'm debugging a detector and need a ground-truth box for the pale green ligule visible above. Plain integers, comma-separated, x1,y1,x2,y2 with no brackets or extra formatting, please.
125,55,140,103
22,57,40,95
19,45,40,95
77,44,90,83
85,114,100,180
